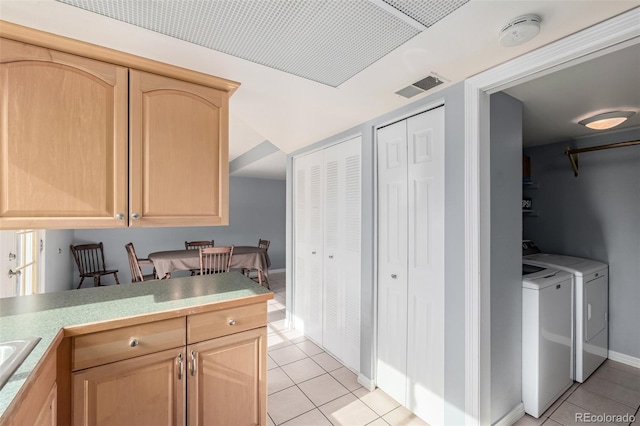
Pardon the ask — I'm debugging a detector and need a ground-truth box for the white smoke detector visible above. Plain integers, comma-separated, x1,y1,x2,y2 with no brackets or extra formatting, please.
499,14,541,47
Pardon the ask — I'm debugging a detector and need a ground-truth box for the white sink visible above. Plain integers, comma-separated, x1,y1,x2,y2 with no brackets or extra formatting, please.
0,337,41,390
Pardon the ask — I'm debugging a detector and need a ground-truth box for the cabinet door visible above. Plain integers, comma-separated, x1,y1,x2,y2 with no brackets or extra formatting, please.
34,383,57,426
72,348,185,426
187,327,266,426
129,70,229,227
0,38,128,229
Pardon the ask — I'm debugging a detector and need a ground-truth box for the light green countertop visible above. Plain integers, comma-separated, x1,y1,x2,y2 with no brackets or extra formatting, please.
0,272,273,417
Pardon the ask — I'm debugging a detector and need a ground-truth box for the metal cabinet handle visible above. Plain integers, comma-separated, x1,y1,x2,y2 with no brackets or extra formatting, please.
8,269,21,278
311,251,316,255
391,274,397,279
131,213,141,220
129,338,139,347
115,213,125,220
228,319,236,326
190,350,197,376
177,352,184,380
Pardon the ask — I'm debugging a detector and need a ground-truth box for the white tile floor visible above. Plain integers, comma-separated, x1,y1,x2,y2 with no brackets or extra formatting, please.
514,360,640,426
268,272,640,426
266,272,427,426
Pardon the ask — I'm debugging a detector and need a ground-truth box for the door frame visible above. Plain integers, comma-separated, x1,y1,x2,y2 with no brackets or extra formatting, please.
463,9,639,425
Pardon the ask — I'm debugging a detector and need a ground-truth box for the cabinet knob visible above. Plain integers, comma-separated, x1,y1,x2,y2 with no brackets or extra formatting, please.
328,255,334,259
228,319,236,326
131,213,141,220
391,274,397,279
311,251,316,255
115,213,125,220
129,338,139,347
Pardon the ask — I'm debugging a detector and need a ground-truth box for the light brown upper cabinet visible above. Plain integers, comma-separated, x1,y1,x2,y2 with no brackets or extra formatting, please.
0,38,129,229
0,22,237,229
129,70,228,227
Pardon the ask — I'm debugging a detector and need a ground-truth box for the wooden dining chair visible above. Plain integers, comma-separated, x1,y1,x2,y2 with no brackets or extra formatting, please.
70,242,120,289
199,246,234,275
185,240,215,275
242,239,271,283
125,243,157,283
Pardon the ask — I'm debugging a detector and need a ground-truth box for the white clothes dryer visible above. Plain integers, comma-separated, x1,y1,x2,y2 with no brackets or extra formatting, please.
523,240,609,383
522,263,574,418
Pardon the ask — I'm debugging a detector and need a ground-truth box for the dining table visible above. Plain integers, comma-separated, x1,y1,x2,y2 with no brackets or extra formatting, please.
148,246,271,286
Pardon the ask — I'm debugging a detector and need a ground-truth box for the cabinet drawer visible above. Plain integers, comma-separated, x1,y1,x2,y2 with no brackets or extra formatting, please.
73,317,185,371
188,303,267,343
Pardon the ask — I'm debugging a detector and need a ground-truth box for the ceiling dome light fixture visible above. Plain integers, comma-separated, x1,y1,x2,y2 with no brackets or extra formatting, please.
578,111,636,130
499,14,541,47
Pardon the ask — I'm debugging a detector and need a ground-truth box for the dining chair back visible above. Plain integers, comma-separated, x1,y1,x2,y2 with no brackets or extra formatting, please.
258,239,270,251
199,246,234,275
242,239,271,280
125,243,157,282
185,240,215,275
185,240,215,250
70,242,120,289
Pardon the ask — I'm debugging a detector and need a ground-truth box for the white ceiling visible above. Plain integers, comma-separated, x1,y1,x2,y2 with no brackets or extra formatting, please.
504,42,640,147
1,0,638,178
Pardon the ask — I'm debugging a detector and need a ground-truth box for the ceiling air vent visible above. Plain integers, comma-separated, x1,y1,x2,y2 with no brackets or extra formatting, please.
395,74,445,98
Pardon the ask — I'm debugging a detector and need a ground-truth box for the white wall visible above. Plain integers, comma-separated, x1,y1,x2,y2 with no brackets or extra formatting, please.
524,128,640,359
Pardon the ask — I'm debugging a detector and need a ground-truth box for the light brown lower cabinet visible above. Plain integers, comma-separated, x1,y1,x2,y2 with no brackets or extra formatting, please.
71,304,267,426
34,383,57,426
187,328,266,426
72,348,185,426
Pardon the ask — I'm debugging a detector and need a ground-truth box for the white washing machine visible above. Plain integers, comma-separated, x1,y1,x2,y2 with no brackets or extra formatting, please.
522,263,574,418
523,240,609,383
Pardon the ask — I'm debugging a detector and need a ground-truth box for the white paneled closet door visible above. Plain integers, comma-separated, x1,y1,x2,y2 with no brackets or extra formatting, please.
322,137,361,371
377,107,444,425
376,120,409,405
293,150,324,345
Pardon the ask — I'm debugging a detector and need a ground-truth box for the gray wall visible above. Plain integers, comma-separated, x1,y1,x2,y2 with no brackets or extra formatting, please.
490,93,523,423
43,230,74,293
524,128,640,359
286,82,468,424
73,176,286,286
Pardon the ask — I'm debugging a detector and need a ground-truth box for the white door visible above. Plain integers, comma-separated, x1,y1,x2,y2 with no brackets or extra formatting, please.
0,229,41,297
0,230,18,297
377,107,445,424
293,150,324,344
405,108,445,425
322,137,361,370
376,120,409,405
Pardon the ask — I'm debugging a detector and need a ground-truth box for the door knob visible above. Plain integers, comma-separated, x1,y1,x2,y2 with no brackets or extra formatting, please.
8,269,21,278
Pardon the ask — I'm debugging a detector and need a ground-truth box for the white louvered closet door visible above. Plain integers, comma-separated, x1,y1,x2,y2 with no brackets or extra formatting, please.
322,137,361,371
293,150,324,345
377,107,444,425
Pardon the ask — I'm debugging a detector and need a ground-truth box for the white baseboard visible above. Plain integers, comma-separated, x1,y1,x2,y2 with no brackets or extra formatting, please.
608,350,640,368
493,403,525,426
357,373,375,392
